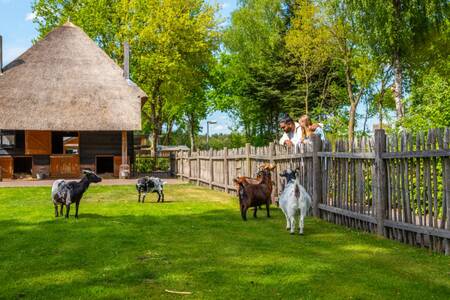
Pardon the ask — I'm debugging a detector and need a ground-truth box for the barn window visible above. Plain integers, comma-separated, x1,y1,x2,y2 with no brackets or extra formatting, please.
0,131,15,148
52,132,79,154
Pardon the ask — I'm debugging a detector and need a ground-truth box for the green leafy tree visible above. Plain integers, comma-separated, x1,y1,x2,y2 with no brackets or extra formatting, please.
346,0,449,122
285,0,333,114
33,0,220,163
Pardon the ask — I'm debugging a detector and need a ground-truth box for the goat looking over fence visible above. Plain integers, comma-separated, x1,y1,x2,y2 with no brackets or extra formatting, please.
51,170,102,218
278,168,311,235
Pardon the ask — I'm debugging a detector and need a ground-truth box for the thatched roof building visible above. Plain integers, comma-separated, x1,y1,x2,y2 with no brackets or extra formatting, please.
0,22,146,131
0,22,147,179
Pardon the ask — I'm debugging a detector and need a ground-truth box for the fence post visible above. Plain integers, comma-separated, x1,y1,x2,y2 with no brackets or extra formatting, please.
444,128,450,255
209,149,213,189
245,143,251,177
197,151,201,186
188,150,192,181
224,147,229,193
169,152,176,177
269,142,277,203
312,135,322,217
179,151,184,181
374,129,388,237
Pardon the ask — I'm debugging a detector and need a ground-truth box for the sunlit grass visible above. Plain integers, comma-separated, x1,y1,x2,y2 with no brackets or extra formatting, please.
0,184,449,299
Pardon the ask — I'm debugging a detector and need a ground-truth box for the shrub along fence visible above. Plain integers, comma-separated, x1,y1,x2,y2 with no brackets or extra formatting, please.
176,128,450,254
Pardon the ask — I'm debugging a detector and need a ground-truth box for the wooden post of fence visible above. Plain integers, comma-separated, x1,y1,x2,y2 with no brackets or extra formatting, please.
209,149,213,189
169,152,176,177
224,147,229,193
374,129,388,237
178,151,183,181
312,134,322,217
188,150,192,181
245,143,251,177
269,142,277,203
196,151,201,186
444,128,450,255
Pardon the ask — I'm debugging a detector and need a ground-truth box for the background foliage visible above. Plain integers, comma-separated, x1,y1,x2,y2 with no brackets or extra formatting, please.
32,0,449,152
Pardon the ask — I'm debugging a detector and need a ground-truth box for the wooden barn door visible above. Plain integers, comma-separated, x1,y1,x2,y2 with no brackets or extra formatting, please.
25,131,51,155
50,155,80,177
0,156,13,179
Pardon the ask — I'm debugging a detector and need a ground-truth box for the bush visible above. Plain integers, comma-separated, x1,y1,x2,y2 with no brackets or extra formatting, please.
135,157,170,172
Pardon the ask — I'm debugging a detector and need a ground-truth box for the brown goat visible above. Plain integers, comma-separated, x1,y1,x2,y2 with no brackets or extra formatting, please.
233,168,273,221
233,163,275,195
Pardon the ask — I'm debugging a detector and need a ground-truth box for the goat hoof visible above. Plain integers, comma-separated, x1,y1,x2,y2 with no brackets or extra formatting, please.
290,232,295,235
299,232,304,235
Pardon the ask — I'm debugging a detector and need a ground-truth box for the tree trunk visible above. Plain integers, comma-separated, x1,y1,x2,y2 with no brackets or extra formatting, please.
392,52,404,119
188,114,196,152
392,0,404,120
164,119,174,145
344,62,357,148
304,73,309,114
348,101,357,148
363,102,369,136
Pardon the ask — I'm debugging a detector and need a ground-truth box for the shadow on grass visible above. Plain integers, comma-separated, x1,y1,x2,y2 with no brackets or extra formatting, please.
0,207,449,299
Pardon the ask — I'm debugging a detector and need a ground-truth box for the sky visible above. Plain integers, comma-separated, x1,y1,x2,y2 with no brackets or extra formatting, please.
0,0,374,136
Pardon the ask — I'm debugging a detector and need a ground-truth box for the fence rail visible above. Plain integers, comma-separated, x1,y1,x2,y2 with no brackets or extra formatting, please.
176,128,450,254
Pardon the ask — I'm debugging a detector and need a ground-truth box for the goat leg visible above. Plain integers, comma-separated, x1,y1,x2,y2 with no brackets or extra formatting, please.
65,204,70,218
54,204,59,217
266,202,271,218
253,207,257,218
241,205,248,221
142,193,146,203
60,204,64,216
157,192,161,202
289,216,295,235
75,202,80,219
161,191,164,202
299,213,304,235
138,192,141,203
284,213,290,230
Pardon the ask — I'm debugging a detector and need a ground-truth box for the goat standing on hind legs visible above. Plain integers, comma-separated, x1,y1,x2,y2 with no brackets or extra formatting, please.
234,166,274,221
51,170,102,218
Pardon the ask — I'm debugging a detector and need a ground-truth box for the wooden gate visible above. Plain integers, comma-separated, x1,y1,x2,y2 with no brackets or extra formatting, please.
0,156,13,179
50,155,80,177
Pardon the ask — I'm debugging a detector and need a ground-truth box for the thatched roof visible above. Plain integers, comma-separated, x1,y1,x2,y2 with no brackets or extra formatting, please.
0,22,146,131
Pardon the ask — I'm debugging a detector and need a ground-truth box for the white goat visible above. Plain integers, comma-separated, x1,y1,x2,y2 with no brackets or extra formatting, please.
278,168,311,235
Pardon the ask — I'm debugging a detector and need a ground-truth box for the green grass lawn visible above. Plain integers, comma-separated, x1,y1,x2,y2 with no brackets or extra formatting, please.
0,184,449,299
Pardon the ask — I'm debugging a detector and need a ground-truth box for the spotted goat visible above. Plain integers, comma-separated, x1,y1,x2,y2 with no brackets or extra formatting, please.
136,176,166,203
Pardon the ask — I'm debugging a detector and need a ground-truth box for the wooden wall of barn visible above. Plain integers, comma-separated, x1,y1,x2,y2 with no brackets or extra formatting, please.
1,130,134,178
79,131,134,165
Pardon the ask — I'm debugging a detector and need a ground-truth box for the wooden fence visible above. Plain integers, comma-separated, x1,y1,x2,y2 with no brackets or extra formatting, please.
176,128,450,254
